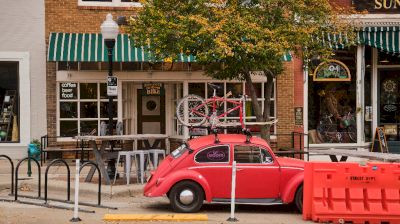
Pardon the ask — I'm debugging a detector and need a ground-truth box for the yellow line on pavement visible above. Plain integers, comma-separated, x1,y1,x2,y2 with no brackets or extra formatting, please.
103,214,208,222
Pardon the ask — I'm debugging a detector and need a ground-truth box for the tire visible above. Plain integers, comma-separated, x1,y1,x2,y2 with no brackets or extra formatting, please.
176,95,208,127
295,185,303,213
169,181,204,213
346,126,357,143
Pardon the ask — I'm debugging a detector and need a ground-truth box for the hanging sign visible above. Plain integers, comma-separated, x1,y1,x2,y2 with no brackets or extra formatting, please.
142,83,164,96
107,76,118,96
313,59,351,82
371,127,389,153
60,83,77,99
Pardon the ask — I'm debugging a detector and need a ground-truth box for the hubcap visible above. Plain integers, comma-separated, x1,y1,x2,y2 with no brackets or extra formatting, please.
179,189,194,205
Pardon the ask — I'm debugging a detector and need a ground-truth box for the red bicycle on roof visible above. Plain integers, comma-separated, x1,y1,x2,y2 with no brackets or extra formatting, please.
176,83,277,129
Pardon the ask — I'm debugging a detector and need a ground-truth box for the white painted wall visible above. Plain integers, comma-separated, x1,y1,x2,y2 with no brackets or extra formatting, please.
0,1,46,158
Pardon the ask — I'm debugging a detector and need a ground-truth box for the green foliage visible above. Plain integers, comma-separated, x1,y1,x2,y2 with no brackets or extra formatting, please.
30,139,41,148
126,0,357,138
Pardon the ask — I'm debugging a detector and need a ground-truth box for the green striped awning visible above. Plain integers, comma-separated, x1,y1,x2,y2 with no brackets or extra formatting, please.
317,26,400,54
48,32,292,63
47,32,195,62
358,26,400,54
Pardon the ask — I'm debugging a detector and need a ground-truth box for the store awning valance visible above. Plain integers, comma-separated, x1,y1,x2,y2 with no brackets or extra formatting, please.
358,26,400,54
47,32,292,63
319,26,400,54
47,32,195,62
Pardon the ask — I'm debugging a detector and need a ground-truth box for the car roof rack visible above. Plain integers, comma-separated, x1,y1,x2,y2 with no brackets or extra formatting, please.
188,126,253,144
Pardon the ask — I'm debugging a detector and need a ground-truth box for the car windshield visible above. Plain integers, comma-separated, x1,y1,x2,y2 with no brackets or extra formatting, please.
171,143,189,159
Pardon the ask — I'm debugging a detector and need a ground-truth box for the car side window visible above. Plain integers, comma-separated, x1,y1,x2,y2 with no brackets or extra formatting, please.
194,145,230,163
234,145,273,164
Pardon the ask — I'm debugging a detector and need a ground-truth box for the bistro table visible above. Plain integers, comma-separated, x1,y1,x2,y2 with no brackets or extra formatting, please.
308,148,400,162
74,134,169,185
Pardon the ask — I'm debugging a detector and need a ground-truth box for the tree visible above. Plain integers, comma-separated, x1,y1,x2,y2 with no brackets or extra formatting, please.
126,0,356,141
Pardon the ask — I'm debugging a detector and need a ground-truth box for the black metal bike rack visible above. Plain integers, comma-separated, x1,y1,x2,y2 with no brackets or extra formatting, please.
79,161,101,206
15,157,41,201
45,159,70,203
0,155,14,195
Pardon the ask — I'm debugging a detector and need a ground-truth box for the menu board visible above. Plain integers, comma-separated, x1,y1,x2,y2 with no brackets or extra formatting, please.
371,127,389,153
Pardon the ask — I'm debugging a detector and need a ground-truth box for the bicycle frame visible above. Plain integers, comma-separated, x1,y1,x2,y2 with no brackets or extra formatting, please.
190,95,245,129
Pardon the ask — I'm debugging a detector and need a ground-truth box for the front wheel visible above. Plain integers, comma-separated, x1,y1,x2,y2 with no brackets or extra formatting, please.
176,95,209,127
169,181,204,213
295,185,303,213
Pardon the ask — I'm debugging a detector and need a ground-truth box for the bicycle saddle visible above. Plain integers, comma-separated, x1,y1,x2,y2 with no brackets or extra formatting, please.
208,83,222,90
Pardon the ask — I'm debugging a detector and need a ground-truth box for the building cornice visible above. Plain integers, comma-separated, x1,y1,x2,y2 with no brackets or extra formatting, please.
350,14,400,27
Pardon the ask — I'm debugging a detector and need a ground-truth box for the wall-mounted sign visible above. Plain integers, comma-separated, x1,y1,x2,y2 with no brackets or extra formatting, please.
60,82,77,99
353,0,400,13
295,107,303,125
107,76,118,96
313,59,351,82
142,83,164,96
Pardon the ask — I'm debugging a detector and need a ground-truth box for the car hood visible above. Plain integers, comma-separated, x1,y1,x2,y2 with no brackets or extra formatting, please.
276,157,305,169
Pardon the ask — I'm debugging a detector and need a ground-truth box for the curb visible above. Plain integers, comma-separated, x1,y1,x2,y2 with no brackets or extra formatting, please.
103,214,208,222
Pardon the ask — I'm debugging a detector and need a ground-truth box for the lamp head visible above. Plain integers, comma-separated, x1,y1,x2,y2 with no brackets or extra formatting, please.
101,13,119,40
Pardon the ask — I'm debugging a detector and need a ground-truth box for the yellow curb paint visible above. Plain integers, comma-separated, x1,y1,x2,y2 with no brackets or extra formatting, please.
103,214,208,222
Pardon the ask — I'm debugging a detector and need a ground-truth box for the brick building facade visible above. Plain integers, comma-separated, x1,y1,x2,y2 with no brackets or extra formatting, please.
45,0,301,152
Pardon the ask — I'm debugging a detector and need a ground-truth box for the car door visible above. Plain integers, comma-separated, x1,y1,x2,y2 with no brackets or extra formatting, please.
234,144,280,199
189,144,232,199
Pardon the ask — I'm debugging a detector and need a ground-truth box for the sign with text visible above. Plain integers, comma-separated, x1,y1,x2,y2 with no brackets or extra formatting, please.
107,76,118,96
60,82,77,99
371,127,389,153
295,107,303,125
353,0,400,13
142,83,164,96
313,59,351,82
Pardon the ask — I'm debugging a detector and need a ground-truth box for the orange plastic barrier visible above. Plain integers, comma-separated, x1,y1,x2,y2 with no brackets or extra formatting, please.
303,162,400,224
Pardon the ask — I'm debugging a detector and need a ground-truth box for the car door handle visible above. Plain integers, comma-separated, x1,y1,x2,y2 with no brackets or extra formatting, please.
236,168,244,171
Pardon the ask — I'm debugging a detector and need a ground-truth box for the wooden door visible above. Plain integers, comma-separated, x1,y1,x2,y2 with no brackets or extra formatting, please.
137,89,165,149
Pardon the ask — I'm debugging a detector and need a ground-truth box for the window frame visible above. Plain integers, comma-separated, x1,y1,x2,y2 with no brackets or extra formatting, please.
194,144,230,164
233,144,274,164
77,0,142,7
173,81,277,136
57,82,118,139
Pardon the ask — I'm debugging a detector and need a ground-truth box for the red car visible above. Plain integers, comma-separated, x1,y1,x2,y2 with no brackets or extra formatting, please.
144,134,304,213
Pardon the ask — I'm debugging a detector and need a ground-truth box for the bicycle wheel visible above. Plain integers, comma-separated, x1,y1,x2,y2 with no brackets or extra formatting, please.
346,125,357,142
176,94,209,127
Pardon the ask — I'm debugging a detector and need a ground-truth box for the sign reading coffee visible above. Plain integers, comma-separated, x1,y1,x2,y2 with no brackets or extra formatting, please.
60,83,77,99
313,59,351,82
353,0,400,13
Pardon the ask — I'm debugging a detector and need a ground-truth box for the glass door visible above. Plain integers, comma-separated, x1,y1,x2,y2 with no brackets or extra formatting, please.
379,69,400,142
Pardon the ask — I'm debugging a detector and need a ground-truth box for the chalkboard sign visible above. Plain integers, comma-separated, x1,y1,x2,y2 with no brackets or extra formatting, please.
371,127,389,153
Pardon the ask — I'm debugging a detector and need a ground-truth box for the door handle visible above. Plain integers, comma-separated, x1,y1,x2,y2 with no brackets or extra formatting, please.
236,168,244,171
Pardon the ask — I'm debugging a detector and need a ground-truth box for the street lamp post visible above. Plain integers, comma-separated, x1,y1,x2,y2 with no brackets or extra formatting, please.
101,13,119,136
101,13,119,179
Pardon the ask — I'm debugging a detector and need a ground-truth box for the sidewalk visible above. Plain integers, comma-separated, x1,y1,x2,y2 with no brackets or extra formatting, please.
0,159,145,199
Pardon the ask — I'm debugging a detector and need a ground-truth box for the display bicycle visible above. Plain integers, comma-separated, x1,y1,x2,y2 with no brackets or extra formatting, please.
176,83,277,129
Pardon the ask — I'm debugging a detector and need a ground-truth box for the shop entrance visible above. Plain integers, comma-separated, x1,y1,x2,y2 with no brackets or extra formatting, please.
137,89,165,149
378,69,400,151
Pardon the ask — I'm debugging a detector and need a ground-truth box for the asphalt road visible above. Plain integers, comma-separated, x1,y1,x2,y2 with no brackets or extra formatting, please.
0,192,312,224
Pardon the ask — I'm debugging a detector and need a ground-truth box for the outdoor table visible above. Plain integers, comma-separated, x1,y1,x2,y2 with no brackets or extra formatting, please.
308,148,400,162
74,134,169,185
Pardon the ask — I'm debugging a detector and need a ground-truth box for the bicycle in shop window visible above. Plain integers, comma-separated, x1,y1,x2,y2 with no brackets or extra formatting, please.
317,112,356,143
176,83,277,129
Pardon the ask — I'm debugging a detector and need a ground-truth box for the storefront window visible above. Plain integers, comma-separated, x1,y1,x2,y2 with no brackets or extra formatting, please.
379,69,400,141
308,49,357,144
175,81,276,136
59,82,118,137
0,62,19,142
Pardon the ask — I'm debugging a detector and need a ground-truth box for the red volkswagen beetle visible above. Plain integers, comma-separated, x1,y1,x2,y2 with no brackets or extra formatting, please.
144,134,304,213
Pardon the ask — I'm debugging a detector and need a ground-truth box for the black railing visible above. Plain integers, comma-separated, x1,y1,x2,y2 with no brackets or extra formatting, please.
15,157,41,201
44,159,71,203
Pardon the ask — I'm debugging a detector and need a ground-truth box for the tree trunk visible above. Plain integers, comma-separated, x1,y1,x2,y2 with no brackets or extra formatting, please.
243,70,275,143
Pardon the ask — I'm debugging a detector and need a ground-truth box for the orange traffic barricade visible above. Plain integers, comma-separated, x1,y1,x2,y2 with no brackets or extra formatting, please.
303,162,400,224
